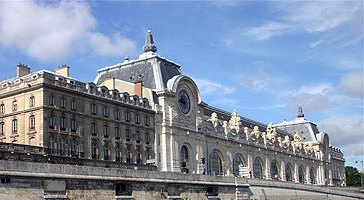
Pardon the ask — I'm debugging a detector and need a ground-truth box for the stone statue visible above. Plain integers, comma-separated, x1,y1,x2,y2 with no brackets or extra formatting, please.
250,126,261,142
292,132,303,152
262,132,268,145
207,112,220,133
229,110,242,136
278,136,283,147
282,135,291,149
223,121,229,137
244,127,250,140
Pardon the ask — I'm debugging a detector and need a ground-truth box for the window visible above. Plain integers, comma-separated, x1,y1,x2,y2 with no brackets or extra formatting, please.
115,127,120,139
115,146,121,162
126,146,131,163
115,183,132,196
49,116,54,129
71,99,76,111
180,146,188,162
12,101,17,112
233,155,243,177
310,167,316,184
0,122,4,135
103,105,108,117
146,148,151,160
0,104,4,114
71,119,76,132
114,109,120,120
60,98,65,108
91,122,97,136
135,131,140,143
270,160,279,180
12,119,17,133
125,111,130,122
60,138,66,155
209,152,222,176
145,133,150,144
125,129,131,141
135,113,140,124
253,158,263,179
91,103,97,115
49,95,54,106
49,137,55,154
91,142,97,159
144,115,149,126
60,116,66,131
0,177,10,184
136,148,142,164
29,115,35,130
29,96,35,107
70,139,77,156
103,125,109,138
104,143,109,160
286,163,293,182
298,166,305,183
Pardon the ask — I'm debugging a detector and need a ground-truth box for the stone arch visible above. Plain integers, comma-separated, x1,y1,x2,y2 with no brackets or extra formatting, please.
298,165,305,183
232,153,246,177
310,167,316,184
285,162,294,182
208,149,224,176
167,75,202,104
270,159,280,180
253,156,265,179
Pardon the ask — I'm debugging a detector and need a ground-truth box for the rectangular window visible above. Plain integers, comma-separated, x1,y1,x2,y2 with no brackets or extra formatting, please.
70,139,77,156
115,183,132,196
71,100,76,111
30,96,35,108
0,104,4,114
60,117,66,131
103,125,108,138
135,113,140,124
49,95,54,106
60,139,66,155
91,122,97,136
49,116,54,129
60,98,65,108
115,146,121,162
126,129,131,141
12,101,17,112
103,105,108,117
104,144,109,160
71,119,76,132
114,109,120,120
91,142,97,159
12,119,17,133
135,131,140,143
29,116,35,130
0,122,4,135
145,133,150,144
144,115,149,126
126,147,131,163
91,103,97,115
115,127,120,139
125,111,130,122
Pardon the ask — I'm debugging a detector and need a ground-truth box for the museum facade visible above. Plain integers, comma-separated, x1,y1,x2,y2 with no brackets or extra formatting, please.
0,30,345,187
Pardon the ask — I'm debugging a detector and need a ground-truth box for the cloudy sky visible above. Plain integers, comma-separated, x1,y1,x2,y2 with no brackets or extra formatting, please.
0,1,362,168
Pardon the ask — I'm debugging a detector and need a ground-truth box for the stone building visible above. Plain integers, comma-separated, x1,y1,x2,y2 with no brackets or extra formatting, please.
0,30,345,187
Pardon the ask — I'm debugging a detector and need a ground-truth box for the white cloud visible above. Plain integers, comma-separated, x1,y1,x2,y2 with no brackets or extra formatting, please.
0,1,136,62
246,1,361,40
310,40,322,48
239,73,268,90
339,71,364,99
194,78,235,95
318,115,364,158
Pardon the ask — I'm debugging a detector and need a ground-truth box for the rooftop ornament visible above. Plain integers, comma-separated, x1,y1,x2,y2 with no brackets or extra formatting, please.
143,30,157,53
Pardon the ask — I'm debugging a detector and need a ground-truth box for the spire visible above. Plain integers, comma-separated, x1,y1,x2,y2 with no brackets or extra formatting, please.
143,30,157,53
297,106,304,118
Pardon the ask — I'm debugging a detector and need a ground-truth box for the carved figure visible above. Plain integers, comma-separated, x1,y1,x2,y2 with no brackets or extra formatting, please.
223,121,229,137
292,132,303,152
229,110,242,136
196,117,203,131
244,127,250,140
207,112,220,133
278,136,283,147
262,132,268,145
282,135,291,148
250,126,261,142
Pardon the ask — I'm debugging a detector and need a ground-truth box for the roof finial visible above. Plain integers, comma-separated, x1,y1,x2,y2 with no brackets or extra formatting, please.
297,105,304,118
143,30,157,53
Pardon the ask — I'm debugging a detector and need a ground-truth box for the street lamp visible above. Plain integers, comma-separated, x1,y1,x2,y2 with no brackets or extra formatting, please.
355,160,363,190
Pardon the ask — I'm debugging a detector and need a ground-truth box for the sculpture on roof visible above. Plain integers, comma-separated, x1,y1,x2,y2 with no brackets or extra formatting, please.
292,131,304,152
282,135,292,149
143,30,157,53
229,110,242,136
250,126,262,143
223,121,229,137
297,106,304,118
244,127,250,140
207,112,220,133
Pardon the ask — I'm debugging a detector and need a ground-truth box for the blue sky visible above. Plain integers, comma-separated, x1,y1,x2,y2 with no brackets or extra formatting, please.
0,1,362,168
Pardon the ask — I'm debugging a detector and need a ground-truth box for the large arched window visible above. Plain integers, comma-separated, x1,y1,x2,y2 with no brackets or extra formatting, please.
209,151,223,176
298,166,305,183
253,158,263,179
270,160,279,180
285,163,293,182
310,167,316,184
233,154,244,177
180,146,188,162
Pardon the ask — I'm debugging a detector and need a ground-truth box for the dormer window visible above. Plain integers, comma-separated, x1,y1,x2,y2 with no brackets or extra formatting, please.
12,101,17,112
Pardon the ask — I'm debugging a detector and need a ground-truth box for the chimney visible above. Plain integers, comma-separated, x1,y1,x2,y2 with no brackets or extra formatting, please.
16,63,30,78
56,64,69,77
135,82,143,98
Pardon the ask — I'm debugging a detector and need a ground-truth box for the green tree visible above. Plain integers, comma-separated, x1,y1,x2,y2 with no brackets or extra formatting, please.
345,166,361,186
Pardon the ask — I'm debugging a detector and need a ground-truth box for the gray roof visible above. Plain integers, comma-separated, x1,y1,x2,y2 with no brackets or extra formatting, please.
273,118,320,142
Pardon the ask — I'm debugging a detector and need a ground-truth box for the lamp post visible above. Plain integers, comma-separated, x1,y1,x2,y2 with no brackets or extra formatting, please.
355,160,363,190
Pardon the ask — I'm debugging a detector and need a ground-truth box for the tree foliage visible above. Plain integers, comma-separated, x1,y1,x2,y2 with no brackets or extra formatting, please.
345,166,362,186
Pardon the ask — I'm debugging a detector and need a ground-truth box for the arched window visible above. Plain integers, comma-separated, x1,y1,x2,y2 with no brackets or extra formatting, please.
233,155,243,177
310,167,316,184
285,163,293,182
253,158,263,179
180,146,189,162
209,152,223,176
270,160,279,180
298,166,305,183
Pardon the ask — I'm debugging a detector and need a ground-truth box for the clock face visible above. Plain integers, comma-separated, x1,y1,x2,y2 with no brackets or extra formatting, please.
178,90,190,114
